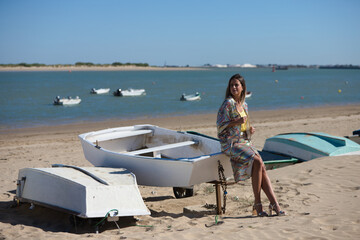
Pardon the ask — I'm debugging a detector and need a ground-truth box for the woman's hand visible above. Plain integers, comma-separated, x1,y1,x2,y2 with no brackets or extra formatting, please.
235,116,247,124
250,126,255,135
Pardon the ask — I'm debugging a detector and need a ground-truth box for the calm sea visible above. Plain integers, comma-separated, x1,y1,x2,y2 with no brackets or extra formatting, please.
0,68,359,129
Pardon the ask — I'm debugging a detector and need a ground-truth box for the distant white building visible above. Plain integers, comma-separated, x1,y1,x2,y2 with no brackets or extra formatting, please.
241,63,257,68
212,64,228,68
211,63,257,68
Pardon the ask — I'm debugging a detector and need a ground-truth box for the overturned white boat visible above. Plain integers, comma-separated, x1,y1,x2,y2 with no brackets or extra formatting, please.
78,125,233,187
180,92,201,101
15,165,150,218
91,88,110,94
113,88,146,97
53,96,81,105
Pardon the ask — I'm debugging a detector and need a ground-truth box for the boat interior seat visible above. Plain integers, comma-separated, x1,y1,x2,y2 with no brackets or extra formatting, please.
125,140,198,158
90,129,153,143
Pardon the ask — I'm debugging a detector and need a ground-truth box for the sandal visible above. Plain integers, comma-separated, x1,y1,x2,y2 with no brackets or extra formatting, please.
252,203,268,217
269,202,286,216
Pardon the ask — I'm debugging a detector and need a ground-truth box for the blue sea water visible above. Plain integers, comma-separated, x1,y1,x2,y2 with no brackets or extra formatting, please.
0,68,359,129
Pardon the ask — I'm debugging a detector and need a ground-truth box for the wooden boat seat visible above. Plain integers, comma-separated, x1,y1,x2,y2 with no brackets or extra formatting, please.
91,129,153,142
125,140,198,158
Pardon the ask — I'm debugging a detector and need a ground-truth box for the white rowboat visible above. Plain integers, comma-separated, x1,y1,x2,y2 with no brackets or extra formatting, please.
78,125,233,187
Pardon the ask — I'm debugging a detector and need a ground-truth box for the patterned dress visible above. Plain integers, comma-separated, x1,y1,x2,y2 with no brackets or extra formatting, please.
216,97,258,181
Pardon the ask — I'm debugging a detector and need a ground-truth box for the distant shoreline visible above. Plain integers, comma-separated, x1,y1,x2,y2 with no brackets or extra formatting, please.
0,66,207,72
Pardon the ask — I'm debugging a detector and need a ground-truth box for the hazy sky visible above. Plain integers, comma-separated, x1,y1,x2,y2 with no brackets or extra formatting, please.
1,0,359,66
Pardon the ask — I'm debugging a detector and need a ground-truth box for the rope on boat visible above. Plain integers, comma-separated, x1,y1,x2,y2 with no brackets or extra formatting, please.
95,209,119,227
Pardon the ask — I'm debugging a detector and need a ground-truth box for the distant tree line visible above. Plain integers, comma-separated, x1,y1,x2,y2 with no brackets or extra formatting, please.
0,62,150,67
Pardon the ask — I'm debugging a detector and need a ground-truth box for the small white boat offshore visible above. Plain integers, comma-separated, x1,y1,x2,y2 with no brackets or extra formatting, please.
90,88,110,94
15,165,150,219
53,96,81,105
113,88,146,97
180,92,201,101
78,125,233,188
245,91,252,98
263,132,360,161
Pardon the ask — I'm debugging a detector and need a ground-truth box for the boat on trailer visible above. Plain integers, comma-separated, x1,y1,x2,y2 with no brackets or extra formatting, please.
263,132,360,161
78,125,233,188
15,165,150,219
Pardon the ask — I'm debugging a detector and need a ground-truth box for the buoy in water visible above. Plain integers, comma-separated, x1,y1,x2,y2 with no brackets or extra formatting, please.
275,80,278,83
300,96,304,100
338,89,342,93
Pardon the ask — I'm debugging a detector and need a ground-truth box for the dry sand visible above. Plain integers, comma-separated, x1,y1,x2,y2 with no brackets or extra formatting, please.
0,105,359,239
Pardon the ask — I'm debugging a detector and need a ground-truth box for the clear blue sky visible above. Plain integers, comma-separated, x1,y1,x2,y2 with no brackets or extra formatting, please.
1,0,359,66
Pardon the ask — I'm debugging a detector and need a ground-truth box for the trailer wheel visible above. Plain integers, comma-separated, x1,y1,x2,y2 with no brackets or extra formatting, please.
69,215,85,227
173,187,194,198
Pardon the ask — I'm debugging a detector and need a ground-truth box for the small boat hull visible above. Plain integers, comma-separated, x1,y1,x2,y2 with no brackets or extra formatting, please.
113,88,146,96
245,91,252,98
91,88,110,94
16,166,150,218
180,93,201,101
263,132,360,161
53,96,81,105
79,125,233,187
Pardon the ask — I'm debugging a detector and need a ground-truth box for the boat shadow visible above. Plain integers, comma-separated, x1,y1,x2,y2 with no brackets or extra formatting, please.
143,196,175,202
0,198,139,234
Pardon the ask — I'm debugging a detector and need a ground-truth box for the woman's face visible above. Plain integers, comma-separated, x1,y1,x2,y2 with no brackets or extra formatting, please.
230,79,243,99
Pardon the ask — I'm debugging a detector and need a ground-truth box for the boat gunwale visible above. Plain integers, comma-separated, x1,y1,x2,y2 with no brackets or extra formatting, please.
79,125,224,163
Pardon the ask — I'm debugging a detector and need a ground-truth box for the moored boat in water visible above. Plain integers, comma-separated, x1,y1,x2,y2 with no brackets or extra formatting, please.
180,92,201,101
90,88,110,94
113,88,146,96
245,91,252,98
53,96,81,105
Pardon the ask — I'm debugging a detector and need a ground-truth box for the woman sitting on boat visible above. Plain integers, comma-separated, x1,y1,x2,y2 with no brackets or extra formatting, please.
216,73,285,217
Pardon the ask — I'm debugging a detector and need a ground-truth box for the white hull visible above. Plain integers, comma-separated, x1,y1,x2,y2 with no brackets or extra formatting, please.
54,96,81,105
79,125,232,187
91,88,110,94
16,166,150,218
245,91,252,98
180,93,201,101
114,88,146,96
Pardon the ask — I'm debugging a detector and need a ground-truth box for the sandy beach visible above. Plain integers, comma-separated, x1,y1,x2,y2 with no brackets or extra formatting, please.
0,104,359,239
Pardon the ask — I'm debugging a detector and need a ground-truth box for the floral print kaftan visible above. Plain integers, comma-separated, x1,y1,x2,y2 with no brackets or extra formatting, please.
216,97,258,181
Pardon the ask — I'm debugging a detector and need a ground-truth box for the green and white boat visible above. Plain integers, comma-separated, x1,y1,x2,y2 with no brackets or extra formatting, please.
263,132,360,161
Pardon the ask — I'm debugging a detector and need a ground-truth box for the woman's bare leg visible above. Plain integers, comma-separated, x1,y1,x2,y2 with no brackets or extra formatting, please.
251,155,263,207
255,154,284,214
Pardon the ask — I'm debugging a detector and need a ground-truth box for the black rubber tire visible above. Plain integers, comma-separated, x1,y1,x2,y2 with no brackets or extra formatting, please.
173,187,194,198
